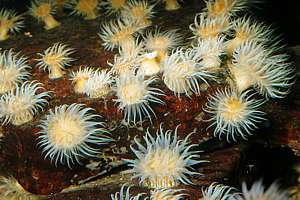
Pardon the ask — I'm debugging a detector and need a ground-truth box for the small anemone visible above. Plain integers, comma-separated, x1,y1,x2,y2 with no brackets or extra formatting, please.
137,51,161,77
0,49,31,94
0,81,50,126
29,0,61,30
202,182,242,200
113,73,164,124
37,103,111,168
98,17,140,51
143,28,183,62
189,13,230,40
0,176,43,200
36,42,75,79
204,0,249,18
162,48,213,97
204,88,266,142
193,36,225,70
229,40,295,98
111,184,145,200
66,0,101,20
241,180,288,200
83,69,113,98
0,9,24,41
125,125,206,189
226,17,281,56
121,0,155,29
70,66,96,94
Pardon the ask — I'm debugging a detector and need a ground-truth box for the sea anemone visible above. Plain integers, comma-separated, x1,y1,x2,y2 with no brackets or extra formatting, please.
241,180,288,200
193,36,225,70
111,184,144,200
37,103,111,167
0,81,50,126
36,42,75,79
98,17,140,52
70,66,95,94
121,0,155,29
149,189,186,200
125,125,205,189
228,41,295,98
204,88,266,141
144,28,183,62
204,0,248,18
29,0,61,30
83,69,113,98
114,73,164,124
138,51,161,76
0,176,43,200
202,182,241,200
0,9,24,41
226,17,279,56
66,0,101,20
0,49,31,94
101,0,127,15
163,0,182,11
189,13,230,40
162,48,213,97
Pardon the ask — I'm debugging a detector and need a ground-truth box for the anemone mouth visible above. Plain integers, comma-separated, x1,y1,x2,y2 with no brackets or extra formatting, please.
47,114,86,149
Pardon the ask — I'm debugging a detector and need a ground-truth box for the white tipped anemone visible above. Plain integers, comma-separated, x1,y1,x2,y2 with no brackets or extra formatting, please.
229,41,295,98
0,9,24,41
36,42,75,79
125,125,205,189
193,36,225,70
189,13,230,40
83,69,113,98
70,66,95,94
202,182,241,200
204,0,249,18
149,188,186,200
241,180,288,200
98,18,139,51
37,103,111,167
0,81,50,126
162,48,213,97
114,73,164,124
144,28,183,62
0,176,40,200
204,88,266,141
163,0,182,11
111,184,144,200
226,17,280,56
121,0,155,29
29,0,61,30
0,49,31,94
66,0,100,20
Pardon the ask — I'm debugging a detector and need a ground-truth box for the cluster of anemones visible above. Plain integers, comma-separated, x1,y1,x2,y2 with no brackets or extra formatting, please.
185,0,295,142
